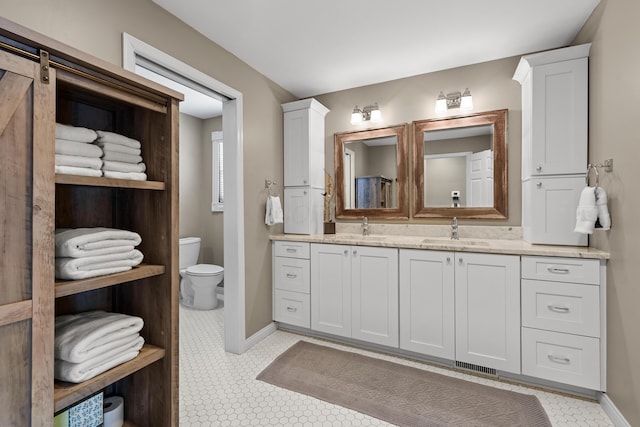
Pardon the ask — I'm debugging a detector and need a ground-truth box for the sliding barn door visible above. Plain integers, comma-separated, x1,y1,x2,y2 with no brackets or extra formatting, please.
0,48,55,426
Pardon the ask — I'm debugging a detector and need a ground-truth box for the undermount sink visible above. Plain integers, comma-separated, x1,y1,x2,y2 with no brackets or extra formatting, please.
421,237,490,246
338,234,387,242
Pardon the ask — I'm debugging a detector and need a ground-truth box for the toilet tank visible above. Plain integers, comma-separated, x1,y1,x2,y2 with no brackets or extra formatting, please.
179,237,201,269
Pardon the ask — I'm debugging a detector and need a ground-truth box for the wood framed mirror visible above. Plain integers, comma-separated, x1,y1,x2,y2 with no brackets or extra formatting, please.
335,124,409,219
412,109,508,219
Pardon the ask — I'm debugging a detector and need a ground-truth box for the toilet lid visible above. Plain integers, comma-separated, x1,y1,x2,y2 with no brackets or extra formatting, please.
186,264,223,276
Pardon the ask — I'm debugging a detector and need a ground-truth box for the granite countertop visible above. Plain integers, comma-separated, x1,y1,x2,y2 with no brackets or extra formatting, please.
269,232,610,260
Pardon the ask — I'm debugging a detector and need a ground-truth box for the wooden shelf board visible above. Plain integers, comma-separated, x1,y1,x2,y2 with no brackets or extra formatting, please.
55,264,165,298
55,174,165,190
54,344,165,412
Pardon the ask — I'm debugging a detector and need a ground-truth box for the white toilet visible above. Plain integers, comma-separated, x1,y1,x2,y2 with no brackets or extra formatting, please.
179,237,224,310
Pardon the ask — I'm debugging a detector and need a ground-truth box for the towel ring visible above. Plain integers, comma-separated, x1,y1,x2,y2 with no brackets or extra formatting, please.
586,164,599,187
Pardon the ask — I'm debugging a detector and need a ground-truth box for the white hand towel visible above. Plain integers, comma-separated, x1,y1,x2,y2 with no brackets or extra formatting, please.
595,186,611,230
55,139,103,158
55,123,98,143
55,227,142,258
55,249,144,280
55,311,144,363
96,141,141,156
96,130,142,149
102,150,143,164
55,154,103,170
574,186,598,234
55,165,103,177
103,170,148,181
265,196,283,226
103,160,147,173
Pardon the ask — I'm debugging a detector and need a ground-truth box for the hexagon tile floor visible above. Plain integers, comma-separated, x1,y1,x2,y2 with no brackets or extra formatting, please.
179,303,614,427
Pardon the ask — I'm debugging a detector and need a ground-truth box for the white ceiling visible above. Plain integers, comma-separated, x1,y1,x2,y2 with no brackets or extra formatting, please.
152,0,599,98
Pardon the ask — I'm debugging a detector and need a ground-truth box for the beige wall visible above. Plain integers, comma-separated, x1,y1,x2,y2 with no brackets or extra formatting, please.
575,0,640,424
315,56,522,225
0,0,294,337
179,113,204,241
201,116,224,267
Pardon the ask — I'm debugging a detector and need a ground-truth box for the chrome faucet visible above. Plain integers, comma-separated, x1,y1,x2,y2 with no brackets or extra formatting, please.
361,216,370,236
451,217,459,240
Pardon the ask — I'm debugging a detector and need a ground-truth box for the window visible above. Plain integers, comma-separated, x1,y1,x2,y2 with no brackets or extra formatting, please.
212,131,224,212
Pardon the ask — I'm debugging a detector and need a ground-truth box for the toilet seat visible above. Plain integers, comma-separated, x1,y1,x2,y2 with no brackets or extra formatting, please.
186,264,223,277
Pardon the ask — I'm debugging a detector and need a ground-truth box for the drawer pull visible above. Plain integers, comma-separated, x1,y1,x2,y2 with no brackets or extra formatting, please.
286,306,297,313
286,248,297,253
547,304,570,313
548,267,570,274
548,354,571,364
286,273,297,279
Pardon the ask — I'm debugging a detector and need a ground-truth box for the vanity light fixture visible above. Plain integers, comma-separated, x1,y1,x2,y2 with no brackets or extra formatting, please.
435,88,473,113
350,102,382,124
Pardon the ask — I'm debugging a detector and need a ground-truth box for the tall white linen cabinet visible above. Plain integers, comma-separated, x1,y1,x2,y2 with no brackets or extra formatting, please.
0,17,179,426
513,44,591,246
282,99,329,234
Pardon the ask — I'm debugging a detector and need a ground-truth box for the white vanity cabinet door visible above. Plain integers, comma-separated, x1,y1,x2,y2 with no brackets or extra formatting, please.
310,243,352,337
399,250,455,359
284,187,324,235
455,253,521,374
351,246,399,347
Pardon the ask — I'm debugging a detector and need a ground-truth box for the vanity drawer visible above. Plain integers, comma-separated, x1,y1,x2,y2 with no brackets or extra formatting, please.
274,241,310,259
274,257,310,293
522,279,600,337
274,289,310,328
522,327,600,390
521,256,600,285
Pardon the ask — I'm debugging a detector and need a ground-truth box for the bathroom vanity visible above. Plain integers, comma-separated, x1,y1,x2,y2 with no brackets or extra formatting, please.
271,229,609,395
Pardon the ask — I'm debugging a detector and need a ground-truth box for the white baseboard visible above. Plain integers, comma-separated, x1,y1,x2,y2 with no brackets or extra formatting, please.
242,321,277,352
599,393,631,427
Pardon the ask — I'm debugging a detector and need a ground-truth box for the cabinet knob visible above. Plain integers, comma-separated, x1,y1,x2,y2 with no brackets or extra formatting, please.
303,179,307,184
458,257,463,264
344,249,348,256
536,165,542,172
446,256,451,263
536,182,542,188
353,250,357,256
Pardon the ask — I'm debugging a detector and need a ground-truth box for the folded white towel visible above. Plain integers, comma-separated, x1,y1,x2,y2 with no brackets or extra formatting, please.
96,141,141,156
103,170,147,181
595,187,611,230
54,336,144,383
55,165,103,177
55,123,97,143
55,154,103,170
55,249,144,280
102,150,143,164
55,311,144,363
55,139,103,158
96,130,141,149
574,186,598,234
103,160,146,173
55,227,142,258
265,196,284,226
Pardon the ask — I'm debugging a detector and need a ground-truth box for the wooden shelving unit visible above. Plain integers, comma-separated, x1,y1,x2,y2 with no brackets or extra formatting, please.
55,264,165,298
55,173,166,190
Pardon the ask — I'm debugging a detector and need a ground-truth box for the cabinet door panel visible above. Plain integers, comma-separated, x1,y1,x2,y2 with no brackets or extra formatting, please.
283,109,309,187
399,250,454,359
456,253,520,373
352,246,398,347
310,244,351,337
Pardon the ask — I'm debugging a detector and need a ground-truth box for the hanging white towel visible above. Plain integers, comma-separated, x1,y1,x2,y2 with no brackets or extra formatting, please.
574,186,598,234
595,186,611,230
265,196,284,226
55,123,98,143
96,130,142,149
55,139,103,158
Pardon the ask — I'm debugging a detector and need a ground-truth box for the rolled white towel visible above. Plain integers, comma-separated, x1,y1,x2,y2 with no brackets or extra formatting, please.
103,160,146,173
96,130,141,149
55,311,144,363
55,165,102,177
102,150,143,164
96,141,141,156
55,139,103,158
55,249,144,280
595,187,611,230
54,336,144,383
55,154,103,170
574,186,598,234
103,170,147,181
55,227,142,258
55,123,97,143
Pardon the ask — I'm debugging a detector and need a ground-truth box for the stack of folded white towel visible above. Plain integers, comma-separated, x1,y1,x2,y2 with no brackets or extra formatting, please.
54,310,145,383
55,124,103,177
55,228,144,280
96,130,147,181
